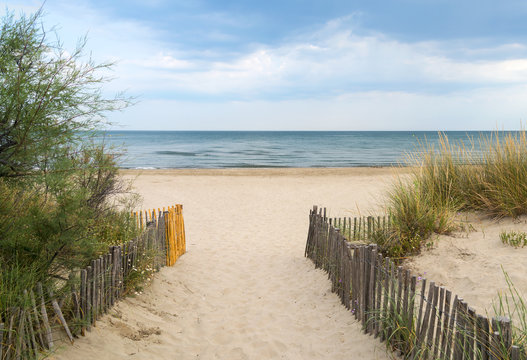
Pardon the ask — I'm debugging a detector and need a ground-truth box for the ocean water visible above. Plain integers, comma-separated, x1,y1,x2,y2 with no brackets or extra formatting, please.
100,131,502,169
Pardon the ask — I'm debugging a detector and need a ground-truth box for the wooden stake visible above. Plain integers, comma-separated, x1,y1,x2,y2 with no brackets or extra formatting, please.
36,283,53,349
28,289,44,347
0,323,4,360
49,289,74,344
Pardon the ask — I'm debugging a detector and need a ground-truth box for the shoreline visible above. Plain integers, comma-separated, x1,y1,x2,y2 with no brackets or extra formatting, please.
119,166,411,177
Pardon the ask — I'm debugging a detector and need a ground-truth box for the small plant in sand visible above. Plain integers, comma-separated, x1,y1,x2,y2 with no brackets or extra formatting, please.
124,248,160,295
370,279,417,357
491,270,527,358
500,231,527,248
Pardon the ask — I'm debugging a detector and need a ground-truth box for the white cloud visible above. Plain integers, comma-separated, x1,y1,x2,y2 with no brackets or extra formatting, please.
4,2,527,130
101,14,527,97
9,3,527,96
126,54,194,70
1,1,41,14
111,85,527,130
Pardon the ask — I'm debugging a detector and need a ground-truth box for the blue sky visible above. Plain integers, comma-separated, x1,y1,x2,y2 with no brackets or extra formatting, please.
4,0,527,130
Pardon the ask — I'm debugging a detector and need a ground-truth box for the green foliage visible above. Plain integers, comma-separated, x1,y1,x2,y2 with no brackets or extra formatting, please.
124,247,159,295
0,262,40,311
406,131,527,218
0,9,129,178
500,231,527,248
473,132,527,217
0,174,140,303
0,7,138,317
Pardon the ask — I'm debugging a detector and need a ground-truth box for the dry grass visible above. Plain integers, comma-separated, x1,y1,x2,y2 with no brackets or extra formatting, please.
384,131,527,257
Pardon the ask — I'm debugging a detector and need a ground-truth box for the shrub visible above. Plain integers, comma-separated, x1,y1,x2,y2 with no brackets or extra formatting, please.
0,7,137,317
0,9,129,179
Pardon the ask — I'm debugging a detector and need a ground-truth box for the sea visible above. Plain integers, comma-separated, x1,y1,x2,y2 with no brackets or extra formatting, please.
99,131,505,169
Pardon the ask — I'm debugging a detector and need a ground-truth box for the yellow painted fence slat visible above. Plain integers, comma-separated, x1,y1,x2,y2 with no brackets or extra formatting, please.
134,204,186,266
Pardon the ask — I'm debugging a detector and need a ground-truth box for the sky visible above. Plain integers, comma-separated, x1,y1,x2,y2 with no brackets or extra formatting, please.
4,0,527,130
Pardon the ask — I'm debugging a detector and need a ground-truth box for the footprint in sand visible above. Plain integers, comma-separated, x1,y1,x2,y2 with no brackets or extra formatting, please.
112,319,162,341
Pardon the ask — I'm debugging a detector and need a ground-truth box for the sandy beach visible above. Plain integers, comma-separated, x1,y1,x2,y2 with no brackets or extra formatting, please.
5,1,523,358
50,166,527,359
52,168,398,360
406,212,527,315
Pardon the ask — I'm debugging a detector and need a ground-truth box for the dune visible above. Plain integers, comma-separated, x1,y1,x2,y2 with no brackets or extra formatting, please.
51,168,397,360
405,212,527,316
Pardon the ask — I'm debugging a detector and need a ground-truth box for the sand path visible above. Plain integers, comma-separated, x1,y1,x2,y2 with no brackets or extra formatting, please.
53,169,395,359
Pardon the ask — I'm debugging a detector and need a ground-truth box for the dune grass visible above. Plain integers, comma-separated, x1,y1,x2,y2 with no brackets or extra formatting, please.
492,271,527,358
382,131,527,257
370,272,527,359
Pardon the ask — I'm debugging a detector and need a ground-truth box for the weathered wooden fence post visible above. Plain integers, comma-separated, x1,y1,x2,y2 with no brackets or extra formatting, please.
304,207,527,360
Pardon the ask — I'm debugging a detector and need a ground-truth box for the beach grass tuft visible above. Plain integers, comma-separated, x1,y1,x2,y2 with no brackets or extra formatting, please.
492,270,527,357
500,231,527,248
383,131,527,257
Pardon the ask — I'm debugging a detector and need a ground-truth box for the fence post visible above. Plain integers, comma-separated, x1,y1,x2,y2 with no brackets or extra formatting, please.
374,252,383,338
368,245,377,334
48,288,74,344
111,247,118,301
476,314,490,360
416,281,435,357
491,317,512,360
304,207,524,360
80,269,87,335
0,323,4,359
381,257,390,342
36,283,53,349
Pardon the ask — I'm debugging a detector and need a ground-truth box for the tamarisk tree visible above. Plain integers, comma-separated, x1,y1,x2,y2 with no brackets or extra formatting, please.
0,8,129,178
0,9,137,291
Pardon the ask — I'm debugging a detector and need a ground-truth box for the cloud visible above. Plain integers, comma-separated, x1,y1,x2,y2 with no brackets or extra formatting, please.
8,3,527,98
99,14,527,100
126,54,194,70
110,85,527,130
4,2,527,130
1,1,41,14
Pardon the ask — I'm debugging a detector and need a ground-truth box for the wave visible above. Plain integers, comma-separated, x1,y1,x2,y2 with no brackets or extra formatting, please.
221,163,291,168
155,150,197,156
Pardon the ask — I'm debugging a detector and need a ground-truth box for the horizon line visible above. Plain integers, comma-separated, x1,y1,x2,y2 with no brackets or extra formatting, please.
102,129,524,132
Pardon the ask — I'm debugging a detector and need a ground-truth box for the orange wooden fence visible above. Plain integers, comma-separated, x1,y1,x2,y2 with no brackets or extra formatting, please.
132,204,186,266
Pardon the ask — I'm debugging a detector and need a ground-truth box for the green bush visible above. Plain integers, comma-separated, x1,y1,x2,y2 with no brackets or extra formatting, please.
0,8,137,318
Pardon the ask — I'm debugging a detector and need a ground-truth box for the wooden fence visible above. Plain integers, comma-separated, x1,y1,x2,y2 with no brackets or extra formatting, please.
0,204,186,359
132,204,186,266
305,206,524,360
324,211,393,242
